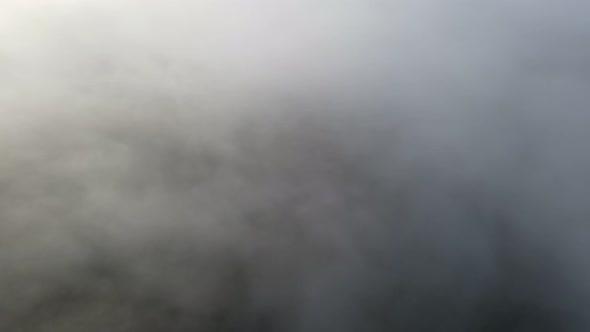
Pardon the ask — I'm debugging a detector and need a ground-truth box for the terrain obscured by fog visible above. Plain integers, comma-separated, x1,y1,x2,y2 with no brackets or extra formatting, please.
0,1,589,331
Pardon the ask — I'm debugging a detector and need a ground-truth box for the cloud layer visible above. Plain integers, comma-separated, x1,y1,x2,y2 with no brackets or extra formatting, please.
0,1,589,331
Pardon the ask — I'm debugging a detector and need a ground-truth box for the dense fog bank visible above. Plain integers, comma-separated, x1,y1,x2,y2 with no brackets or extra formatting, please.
1,1,589,331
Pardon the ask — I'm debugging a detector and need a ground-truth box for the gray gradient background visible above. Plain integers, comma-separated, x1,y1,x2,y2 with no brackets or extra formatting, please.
0,1,589,331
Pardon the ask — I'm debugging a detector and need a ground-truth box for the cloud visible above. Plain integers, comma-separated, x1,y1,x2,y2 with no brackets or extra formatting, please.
0,1,589,331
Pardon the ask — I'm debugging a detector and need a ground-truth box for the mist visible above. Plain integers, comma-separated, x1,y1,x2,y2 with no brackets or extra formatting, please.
1,1,589,331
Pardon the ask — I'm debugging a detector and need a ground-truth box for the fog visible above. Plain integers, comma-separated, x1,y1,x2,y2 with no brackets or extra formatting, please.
0,1,589,331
